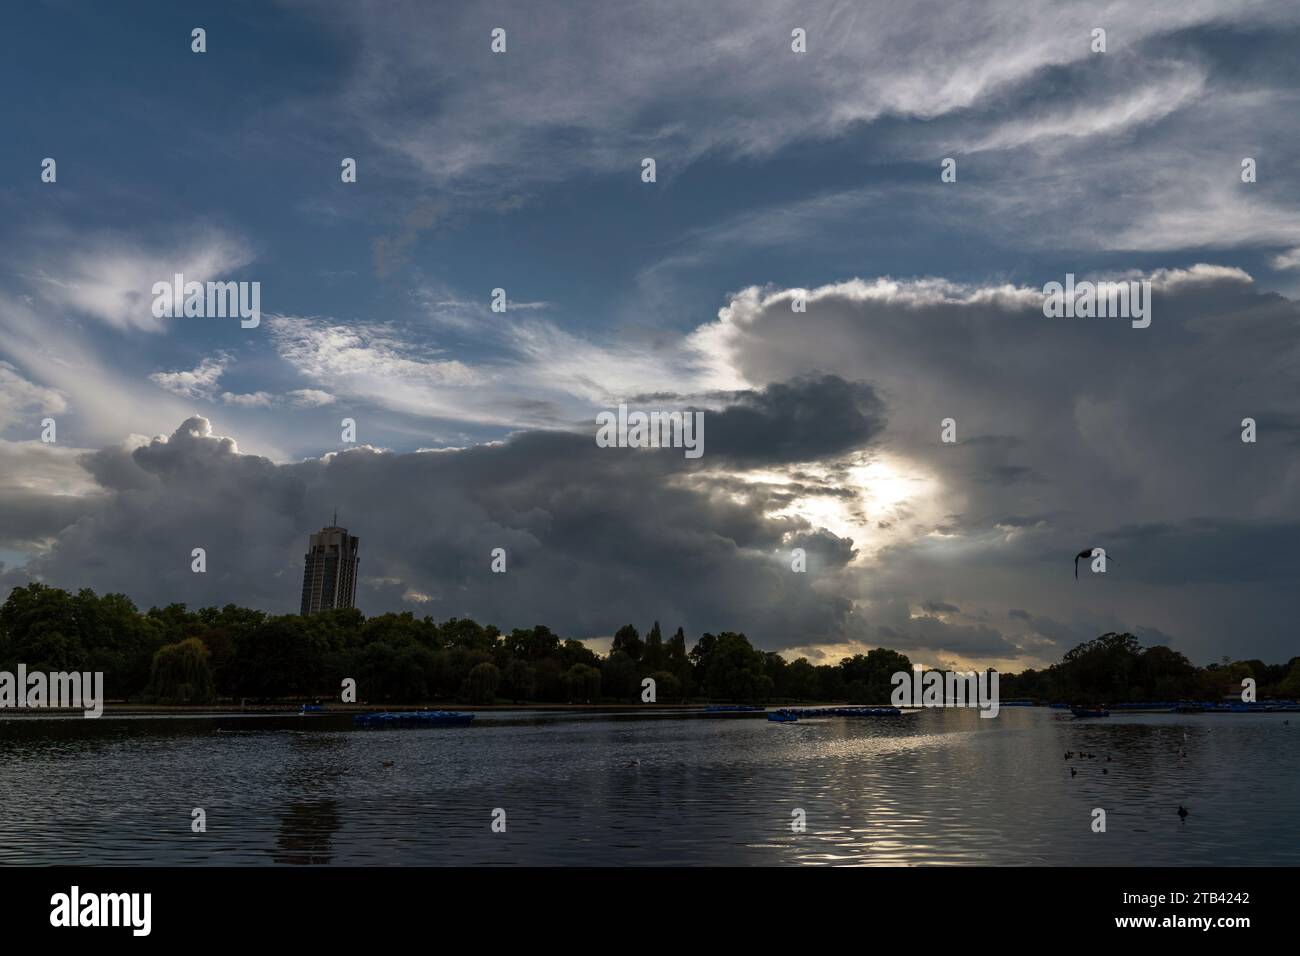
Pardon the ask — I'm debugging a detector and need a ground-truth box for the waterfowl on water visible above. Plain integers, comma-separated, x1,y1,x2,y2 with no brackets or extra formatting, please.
1177,805,1188,819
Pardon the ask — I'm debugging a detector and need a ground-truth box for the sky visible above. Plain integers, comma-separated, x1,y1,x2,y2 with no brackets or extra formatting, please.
2,0,1300,670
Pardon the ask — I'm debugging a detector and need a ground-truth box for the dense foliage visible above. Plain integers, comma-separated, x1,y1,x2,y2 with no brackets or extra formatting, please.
2,585,1295,705
999,631,1300,702
0,583,874,704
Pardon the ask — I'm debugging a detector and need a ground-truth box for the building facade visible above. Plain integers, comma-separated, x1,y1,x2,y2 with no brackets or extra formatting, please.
300,522,360,614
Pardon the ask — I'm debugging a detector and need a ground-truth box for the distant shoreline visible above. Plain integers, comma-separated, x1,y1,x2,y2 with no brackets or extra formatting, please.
0,701,843,717
1,701,1294,718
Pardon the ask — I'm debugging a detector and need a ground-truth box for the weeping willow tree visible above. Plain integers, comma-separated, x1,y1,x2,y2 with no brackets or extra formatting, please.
145,637,215,704
462,661,500,704
564,663,602,702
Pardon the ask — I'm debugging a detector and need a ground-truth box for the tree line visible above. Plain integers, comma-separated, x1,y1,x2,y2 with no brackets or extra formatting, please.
999,631,1300,702
1,584,1295,706
0,584,908,705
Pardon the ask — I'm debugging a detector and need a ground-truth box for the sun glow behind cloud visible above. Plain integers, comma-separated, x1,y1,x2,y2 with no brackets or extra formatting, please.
753,451,946,561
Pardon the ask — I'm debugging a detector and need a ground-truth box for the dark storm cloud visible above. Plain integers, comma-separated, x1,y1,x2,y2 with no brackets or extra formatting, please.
696,376,887,465
698,268,1300,664
1102,520,1300,586
0,490,101,552
7,271,1300,667
875,611,1021,658
78,443,159,492
982,464,1037,485
2,382,869,648
785,527,857,572
1133,625,1177,648
995,516,1052,529
988,607,1123,658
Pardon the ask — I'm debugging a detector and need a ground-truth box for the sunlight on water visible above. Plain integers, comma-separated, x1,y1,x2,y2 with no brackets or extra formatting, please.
1,708,1296,865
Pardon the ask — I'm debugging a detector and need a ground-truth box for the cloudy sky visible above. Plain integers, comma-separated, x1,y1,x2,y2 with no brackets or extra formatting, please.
3,0,1299,669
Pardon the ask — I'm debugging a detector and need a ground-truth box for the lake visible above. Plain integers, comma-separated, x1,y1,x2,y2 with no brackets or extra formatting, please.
1,707,1296,865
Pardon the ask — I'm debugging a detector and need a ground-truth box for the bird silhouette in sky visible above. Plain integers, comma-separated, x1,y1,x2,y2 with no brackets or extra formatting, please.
1075,548,1117,578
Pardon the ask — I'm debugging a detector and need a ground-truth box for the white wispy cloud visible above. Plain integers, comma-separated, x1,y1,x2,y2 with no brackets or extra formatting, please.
306,0,1294,191
267,311,711,429
960,60,1209,153
150,355,230,401
220,391,278,408
21,230,254,333
287,389,336,408
0,361,67,430
0,291,230,452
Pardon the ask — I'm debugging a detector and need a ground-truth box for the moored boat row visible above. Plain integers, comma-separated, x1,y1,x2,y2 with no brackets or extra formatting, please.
779,706,904,718
352,711,475,727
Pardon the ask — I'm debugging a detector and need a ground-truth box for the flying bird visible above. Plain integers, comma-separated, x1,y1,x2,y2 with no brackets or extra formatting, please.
1074,549,1117,578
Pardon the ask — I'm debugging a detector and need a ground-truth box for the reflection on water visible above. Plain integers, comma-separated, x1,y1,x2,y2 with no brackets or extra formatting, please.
275,800,341,865
1,708,1296,865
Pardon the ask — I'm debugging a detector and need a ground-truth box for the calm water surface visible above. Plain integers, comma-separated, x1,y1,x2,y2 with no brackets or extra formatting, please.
1,708,1296,865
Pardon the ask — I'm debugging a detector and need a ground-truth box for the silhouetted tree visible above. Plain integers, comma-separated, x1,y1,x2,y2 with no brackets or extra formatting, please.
610,624,643,663
642,621,666,673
